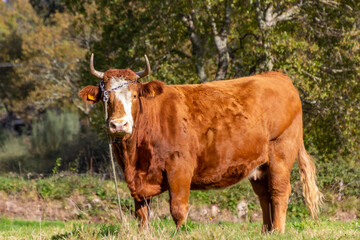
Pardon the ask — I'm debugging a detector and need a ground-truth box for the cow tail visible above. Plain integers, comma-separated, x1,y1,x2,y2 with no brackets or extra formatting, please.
297,142,323,219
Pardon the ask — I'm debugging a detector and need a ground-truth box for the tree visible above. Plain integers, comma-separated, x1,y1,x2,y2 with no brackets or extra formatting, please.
0,0,87,122
0,0,39,122
30,0,65,19
66,0,244,83
253,0,304,71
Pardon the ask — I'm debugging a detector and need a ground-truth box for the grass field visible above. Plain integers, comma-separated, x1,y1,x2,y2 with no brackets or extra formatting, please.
0,174,358,239
0,216,359,240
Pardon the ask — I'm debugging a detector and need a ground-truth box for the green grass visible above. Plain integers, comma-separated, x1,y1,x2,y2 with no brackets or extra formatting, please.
0,174,359,239
0,217,70,240
0,217,358,240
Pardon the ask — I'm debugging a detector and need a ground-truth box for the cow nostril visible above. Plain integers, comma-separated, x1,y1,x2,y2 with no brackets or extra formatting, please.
110,122,117,130
109,120,129,132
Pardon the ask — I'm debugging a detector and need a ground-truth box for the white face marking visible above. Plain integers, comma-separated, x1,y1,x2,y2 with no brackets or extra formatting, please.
110,77,134,134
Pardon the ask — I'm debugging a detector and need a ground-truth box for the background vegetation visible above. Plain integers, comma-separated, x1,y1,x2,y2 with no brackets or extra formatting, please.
0,0,359,231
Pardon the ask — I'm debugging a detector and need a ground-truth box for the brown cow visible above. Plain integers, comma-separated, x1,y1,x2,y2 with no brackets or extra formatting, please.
79,54,323,233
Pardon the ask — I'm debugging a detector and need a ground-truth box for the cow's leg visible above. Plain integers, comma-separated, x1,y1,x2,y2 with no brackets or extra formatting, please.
250,170,272,233
134,198,151,229
168,178,191,228
267,159,292,233
166,155,193,228
268,114,302,233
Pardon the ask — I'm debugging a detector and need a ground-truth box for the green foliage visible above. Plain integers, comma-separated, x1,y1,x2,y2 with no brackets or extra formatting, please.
0,111,107,174
23,110,81,173
0,175,31,193
317,158,359,197
190,181,257,214
31,110,80,156
34,174,101,200
119,197,135,212
0,130,28,172
30,0,65,19
35,174,84,199
0,0,86,120
288,202,309,221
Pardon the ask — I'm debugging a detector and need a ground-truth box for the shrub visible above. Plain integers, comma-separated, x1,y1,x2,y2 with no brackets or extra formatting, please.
31,110,80,156
0,130,29,173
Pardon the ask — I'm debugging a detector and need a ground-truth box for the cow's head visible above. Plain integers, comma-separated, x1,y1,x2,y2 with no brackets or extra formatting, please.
79,54,163,136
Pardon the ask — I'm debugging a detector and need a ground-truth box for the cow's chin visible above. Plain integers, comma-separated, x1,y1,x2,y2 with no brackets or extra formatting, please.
108,130,130,138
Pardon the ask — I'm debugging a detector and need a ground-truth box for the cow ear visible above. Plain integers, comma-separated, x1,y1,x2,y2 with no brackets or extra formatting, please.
140,80,164,98
78,86,101,104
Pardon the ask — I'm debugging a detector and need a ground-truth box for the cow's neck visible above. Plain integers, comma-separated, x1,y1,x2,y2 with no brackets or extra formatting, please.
115,96,162,192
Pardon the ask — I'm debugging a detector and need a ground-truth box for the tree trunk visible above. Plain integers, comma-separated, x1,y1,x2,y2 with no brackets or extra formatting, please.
181,13,208,82
254,1,302,72
207,0,232,80
214,36,229,80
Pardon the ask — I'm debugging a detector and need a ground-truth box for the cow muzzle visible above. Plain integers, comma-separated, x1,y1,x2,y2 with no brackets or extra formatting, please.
109,119,130,134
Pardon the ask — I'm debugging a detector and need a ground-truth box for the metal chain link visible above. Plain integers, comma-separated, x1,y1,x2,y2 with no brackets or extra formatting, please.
100,80,137,104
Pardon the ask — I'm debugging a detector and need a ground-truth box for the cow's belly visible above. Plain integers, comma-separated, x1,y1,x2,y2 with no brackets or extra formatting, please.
190,155,267,190
190,164,251,190
190,128,269,190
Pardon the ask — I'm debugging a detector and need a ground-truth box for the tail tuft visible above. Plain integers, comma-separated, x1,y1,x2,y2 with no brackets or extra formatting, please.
297,143,324,219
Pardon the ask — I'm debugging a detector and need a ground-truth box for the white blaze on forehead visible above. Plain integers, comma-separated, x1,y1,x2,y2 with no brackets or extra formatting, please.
110,77,134,133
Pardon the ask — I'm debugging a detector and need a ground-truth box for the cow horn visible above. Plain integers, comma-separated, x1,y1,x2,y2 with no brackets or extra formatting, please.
136,55,151,79
90,53,104,79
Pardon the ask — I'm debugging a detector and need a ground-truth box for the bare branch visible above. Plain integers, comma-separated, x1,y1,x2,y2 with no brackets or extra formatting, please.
205,3,219,36
255,1,304,30
205,0,232,80
322,67,354,74
181,14,195,32
264,3,275,27
73,101,90,115
319,0,340,7
222,0,232,37
181,13,208,82
170,49,192,59
274,5,301,22
301,69,322,83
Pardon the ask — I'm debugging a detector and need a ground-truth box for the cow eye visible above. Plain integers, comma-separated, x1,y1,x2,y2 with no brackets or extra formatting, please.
133,95,137,98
